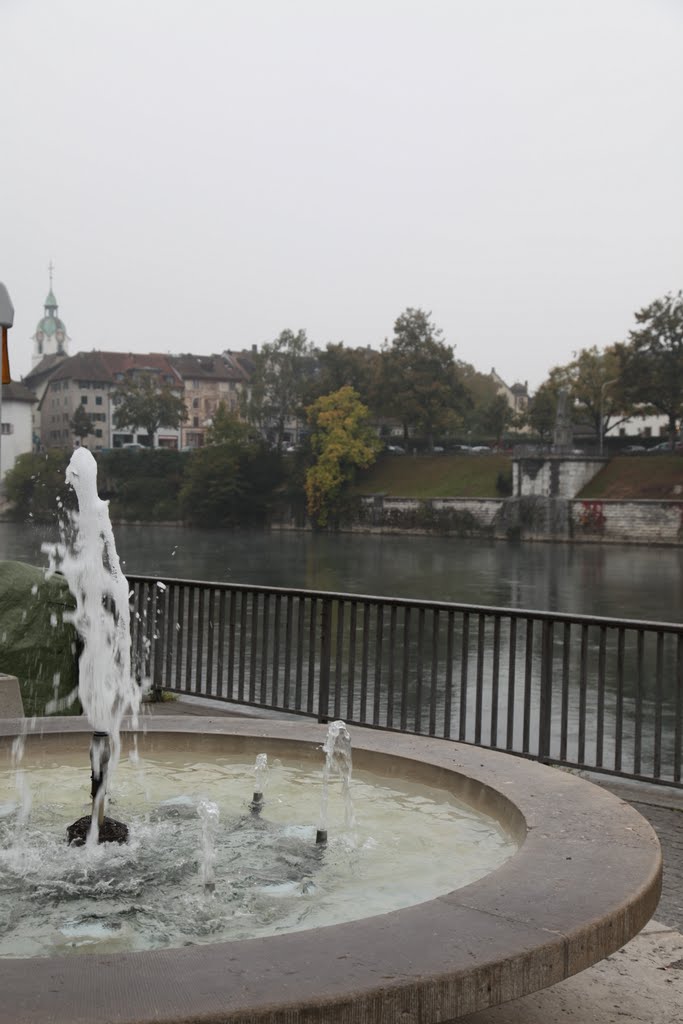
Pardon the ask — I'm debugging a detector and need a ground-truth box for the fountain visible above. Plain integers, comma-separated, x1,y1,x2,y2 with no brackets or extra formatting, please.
0,448,662,1023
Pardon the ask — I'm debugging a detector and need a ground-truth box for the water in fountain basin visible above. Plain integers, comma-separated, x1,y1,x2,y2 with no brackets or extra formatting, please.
0,747,517,957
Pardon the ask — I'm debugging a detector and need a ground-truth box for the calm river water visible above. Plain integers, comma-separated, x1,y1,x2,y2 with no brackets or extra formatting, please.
1,520,681,623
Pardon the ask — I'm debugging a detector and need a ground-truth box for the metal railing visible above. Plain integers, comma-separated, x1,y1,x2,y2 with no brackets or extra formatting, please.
128,575,683,788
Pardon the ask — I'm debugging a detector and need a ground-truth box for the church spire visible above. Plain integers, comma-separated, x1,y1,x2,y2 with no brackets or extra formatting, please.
44,260,58,313
32,263,69,368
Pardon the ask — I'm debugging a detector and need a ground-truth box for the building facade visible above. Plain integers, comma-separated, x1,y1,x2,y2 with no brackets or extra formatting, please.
0,381,36,479
39,352,184,450
169,353,250,448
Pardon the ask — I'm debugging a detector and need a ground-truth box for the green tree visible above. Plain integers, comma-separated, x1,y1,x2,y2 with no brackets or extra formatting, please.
547,345,632,441
70,404,94,443
311,343,382,412
618,292,683,444
379,308,466,448
205,402,252,447
477,393,513,445
112,374,187,447
525,382,558,443
243,329,316,447
179,439,283,527
4,450,75,522
305,386,380,527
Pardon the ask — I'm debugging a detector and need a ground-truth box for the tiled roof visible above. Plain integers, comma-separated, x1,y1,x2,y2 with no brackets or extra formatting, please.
46,351,183,385
169,353,246,382
2,380,37,403
23,353,68,385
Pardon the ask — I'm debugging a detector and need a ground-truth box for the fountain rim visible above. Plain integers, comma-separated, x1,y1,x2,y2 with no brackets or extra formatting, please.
0,716,662,1024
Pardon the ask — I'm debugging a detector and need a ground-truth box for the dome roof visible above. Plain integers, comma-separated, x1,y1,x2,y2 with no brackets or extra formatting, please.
35,314,66,338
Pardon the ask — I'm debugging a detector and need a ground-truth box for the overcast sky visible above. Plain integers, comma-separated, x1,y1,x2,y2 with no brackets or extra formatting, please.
3,0,682,389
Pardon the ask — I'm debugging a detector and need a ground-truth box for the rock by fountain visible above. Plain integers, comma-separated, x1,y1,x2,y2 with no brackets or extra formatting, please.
43,446,140,844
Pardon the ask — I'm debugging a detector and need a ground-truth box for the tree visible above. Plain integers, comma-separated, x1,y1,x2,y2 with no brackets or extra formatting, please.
311,343,382,412
477,393,513,445
70,404,94,442
4,450,75,522
242,329,316,447
546,345,633,441
379,308,466,448
179,439,282,527
205,402,252,447
305,386,381,527
525,382,557,443
112,374,187,447
618,292,683,444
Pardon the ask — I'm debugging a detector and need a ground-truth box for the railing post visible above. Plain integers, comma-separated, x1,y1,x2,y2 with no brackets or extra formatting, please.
538,619,554,761
151,584,166,702
318,597,333,723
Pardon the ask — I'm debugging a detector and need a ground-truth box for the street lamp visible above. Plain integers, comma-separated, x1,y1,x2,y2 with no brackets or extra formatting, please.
599,378,619,457
0,283,14,489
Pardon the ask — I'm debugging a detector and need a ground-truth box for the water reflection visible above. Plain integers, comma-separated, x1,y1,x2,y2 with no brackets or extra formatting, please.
1,521,681,623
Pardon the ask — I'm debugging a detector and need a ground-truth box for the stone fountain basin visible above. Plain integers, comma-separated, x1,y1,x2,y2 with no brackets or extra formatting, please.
0,716,661,1024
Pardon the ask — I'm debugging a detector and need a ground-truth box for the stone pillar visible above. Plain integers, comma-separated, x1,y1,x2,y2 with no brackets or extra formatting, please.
0,674,24,717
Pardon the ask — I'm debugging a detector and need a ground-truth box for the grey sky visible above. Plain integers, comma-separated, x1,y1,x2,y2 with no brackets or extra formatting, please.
3,0,682,389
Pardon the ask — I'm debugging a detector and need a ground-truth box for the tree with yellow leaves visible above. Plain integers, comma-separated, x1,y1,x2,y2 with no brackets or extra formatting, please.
305,386,381,528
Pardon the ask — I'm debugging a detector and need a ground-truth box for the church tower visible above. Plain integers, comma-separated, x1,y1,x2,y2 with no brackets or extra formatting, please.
31,263,70,368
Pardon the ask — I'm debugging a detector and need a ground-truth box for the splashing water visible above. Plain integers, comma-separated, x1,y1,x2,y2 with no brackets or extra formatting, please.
317,721,354,842
197,799,220,890
251,752,268,811
43,447,140,773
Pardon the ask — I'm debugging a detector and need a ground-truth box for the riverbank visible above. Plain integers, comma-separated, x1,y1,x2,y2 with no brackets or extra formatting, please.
337,493,683,545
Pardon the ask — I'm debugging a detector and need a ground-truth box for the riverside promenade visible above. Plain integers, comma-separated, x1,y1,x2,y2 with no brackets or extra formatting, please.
148,696,683,1023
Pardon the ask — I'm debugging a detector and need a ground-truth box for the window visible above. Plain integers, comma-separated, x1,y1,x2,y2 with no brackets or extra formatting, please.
192,398,199,409
95,429,102,438
1,423,13,435
193,416,199,428
96,396,103,406
81,395,88,405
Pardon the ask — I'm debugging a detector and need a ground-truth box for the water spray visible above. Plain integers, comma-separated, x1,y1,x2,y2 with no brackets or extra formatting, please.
249,753,268,815
316,721,354,846
50,447,140,846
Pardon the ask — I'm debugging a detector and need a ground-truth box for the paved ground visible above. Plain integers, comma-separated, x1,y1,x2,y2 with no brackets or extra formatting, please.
146,697,683,1022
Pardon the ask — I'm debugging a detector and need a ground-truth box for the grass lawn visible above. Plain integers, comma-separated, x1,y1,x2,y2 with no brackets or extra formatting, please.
353,454,511,498
579,455,683,500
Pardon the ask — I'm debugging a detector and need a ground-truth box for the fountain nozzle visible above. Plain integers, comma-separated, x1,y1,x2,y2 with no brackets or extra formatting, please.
66,731,129,846
249,791,264,815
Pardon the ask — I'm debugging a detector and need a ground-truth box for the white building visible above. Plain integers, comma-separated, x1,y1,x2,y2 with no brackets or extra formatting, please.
0,381,37,479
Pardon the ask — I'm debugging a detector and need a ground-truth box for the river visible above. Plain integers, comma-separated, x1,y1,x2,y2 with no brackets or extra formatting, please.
1,520,681,624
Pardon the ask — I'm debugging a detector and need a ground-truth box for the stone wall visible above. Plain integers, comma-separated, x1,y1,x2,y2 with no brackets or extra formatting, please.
357,496,503,535
354,494,683,545
513,455,605,498
570,499,683,545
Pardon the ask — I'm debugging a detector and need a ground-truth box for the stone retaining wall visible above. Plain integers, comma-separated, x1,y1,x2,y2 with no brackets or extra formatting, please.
354,495,683,545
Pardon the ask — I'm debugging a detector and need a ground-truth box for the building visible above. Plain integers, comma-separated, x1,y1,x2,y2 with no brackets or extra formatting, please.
39,352,184,450
31,268,71,369
0,381,37,479
490,368,529,421
169,353,250,448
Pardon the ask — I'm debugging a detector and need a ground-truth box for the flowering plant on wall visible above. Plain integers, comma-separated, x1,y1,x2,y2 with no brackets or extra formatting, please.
578,500,606,532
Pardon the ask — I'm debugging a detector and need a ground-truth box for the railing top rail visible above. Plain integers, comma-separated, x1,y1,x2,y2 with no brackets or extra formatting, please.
127,573,683,635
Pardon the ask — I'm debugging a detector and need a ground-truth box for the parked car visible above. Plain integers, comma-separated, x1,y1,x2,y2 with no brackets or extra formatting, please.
432,446,445,454
386,444,406,455
622,444,646,454
646,442,673,454
469,445,492,454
